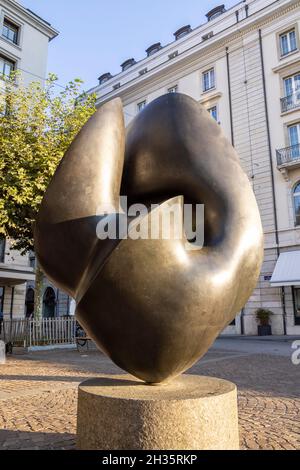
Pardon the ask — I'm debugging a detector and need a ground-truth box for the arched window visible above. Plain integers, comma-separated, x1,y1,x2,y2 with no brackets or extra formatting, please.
25,288,34,318
42,287,56,318
293,182,300,226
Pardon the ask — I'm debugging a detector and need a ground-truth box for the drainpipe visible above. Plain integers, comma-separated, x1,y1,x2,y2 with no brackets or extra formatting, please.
226,47,234,147
9,286,14,320
259,29,287,335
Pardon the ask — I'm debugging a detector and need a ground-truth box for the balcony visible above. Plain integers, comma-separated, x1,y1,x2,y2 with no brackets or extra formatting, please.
276,144,300,179
281,91,300,113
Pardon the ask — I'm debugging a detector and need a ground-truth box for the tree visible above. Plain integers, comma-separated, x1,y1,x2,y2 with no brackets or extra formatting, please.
0,72,96,318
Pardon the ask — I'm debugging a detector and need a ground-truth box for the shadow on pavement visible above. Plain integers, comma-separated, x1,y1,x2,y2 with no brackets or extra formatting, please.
0,429,75,450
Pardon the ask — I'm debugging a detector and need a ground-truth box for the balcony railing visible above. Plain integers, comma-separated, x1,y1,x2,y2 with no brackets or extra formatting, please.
281,91,300,113
276,144,300,167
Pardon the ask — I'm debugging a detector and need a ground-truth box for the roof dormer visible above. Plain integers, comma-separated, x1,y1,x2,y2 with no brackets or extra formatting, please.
174,25,192,40
146,42,162,57
206,5,226,22
98,72,113,85
121,58,136,72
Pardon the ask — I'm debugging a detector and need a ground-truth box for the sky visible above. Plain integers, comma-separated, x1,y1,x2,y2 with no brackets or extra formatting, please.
21,0,239,91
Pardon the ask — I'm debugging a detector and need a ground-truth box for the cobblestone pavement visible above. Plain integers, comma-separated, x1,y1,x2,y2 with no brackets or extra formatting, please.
0,340,299,450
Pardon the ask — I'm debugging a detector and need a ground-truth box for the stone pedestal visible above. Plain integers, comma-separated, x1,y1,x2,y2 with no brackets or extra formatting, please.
77,374,239,450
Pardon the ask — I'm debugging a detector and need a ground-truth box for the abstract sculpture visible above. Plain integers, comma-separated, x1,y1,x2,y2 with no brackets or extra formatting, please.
34,93,263,384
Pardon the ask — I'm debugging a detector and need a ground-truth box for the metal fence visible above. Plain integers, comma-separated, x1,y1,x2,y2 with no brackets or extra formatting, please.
0,317,77,348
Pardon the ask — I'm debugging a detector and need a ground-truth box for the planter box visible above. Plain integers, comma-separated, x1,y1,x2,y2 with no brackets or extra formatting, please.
258,325,272,336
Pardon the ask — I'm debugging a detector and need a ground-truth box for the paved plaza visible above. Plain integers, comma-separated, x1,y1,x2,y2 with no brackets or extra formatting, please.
0,337,299,450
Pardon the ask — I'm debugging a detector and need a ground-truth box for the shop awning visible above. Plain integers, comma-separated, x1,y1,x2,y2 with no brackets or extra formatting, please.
270,251,300,287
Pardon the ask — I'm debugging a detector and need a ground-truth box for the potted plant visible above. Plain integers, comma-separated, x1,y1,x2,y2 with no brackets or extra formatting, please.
255,308,273,336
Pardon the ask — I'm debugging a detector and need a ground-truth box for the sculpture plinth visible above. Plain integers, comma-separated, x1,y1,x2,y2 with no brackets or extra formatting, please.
76,375,239,450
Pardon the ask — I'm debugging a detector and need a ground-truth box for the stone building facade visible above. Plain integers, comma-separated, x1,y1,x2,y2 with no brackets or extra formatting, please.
87,0,300,335
0,1,71,319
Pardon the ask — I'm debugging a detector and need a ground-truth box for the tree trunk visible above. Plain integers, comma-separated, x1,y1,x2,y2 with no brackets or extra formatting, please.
34,261,44,320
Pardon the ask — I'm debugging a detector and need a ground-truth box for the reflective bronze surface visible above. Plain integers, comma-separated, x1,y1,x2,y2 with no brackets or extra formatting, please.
34,94,263,384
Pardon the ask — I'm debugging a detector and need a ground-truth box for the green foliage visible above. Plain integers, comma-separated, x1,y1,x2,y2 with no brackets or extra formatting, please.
0,72,96,253
255,308,273,326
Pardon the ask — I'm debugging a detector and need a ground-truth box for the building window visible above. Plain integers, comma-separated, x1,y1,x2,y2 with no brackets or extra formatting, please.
137,100,146,112
168,85,178,93
25,287,34,318
202,68,215,92
29,251,36,268
293,182,300,226
282,74,300,112
292,287,300,325
2,18,19,44
0,55,15,77
280,29,297,57
208,105,218,121
0,237,5,263
288,122,300,160
0,286,4,316
284,73,300,96
42,287,56,318
209,11,224,21
288,123,300,162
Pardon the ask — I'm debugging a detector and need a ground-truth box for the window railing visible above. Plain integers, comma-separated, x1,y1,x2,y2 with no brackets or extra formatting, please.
276,144,300,166
281,91,300,113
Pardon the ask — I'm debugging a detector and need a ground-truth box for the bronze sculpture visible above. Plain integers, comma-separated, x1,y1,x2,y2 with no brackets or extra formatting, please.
34,93,263,384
